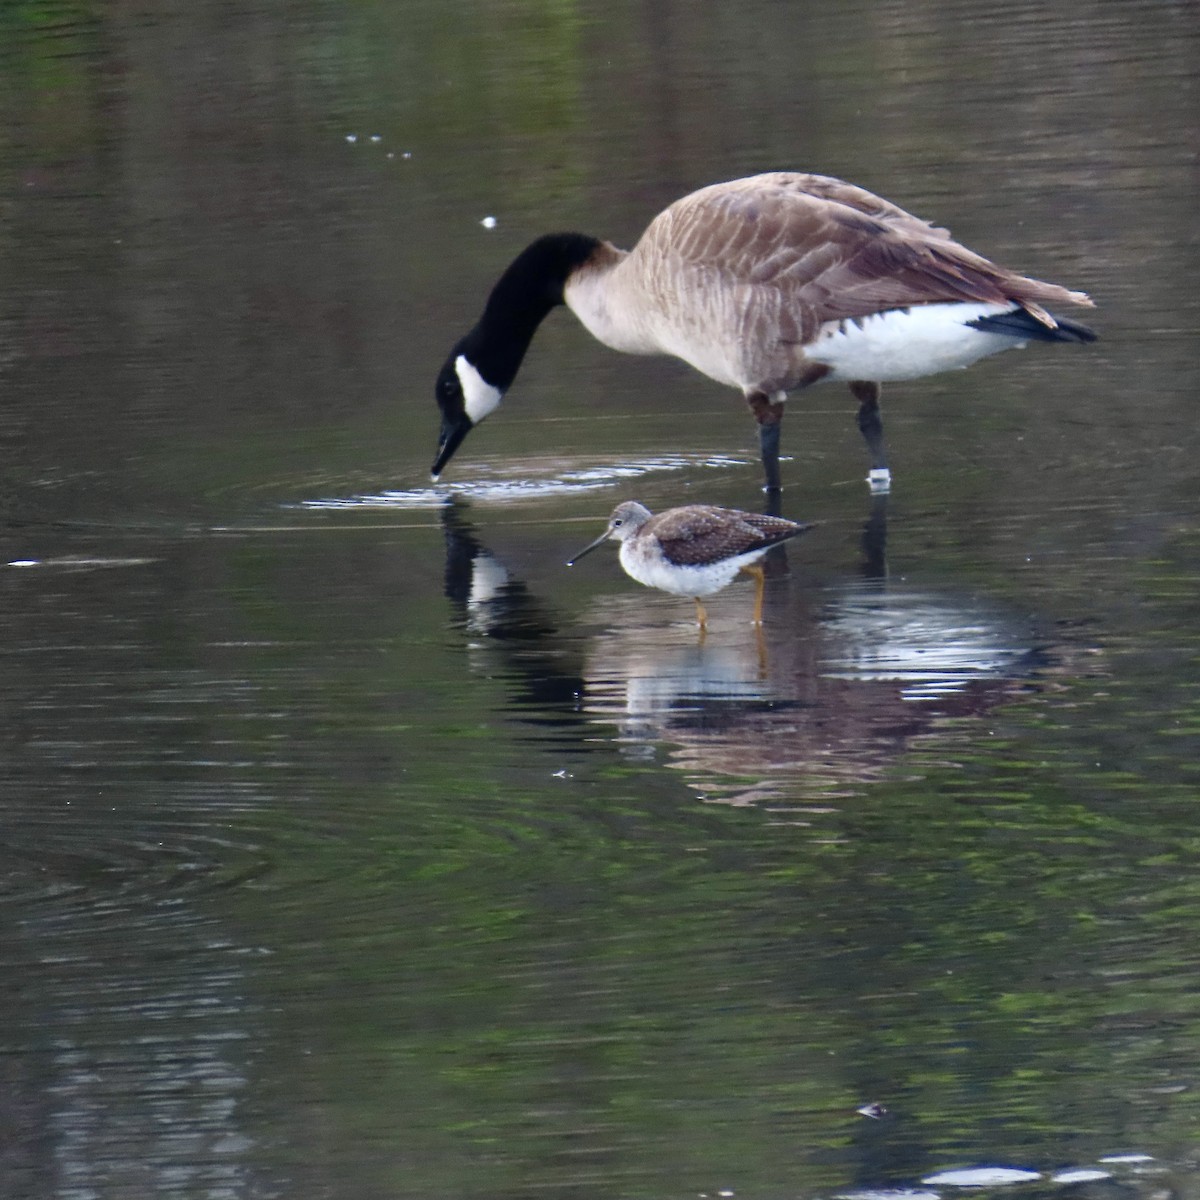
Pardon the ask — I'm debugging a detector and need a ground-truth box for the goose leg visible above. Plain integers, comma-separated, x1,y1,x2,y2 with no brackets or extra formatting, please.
746,390,785,492
850,380,891,492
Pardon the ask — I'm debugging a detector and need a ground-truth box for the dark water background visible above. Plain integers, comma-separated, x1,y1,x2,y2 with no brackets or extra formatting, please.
1,1,1198,1197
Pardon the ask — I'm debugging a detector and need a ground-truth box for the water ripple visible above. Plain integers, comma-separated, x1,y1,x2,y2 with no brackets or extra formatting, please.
296,453,750,509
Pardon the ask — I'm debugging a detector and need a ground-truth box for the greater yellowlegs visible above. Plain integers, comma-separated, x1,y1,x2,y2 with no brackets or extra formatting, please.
432,172,1096,492
568,501,813,628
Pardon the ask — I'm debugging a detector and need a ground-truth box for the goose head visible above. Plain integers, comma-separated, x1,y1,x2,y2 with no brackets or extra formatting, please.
431,233,605,481
432,341,504,479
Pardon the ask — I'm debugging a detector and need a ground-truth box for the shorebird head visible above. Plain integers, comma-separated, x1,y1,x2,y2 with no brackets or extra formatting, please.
567,501,653,564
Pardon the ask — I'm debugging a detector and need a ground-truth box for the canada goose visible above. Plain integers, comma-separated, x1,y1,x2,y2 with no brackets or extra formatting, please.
432,172,1096,491
568,501,814,628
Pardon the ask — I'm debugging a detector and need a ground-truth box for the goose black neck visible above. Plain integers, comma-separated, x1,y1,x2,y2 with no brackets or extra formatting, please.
463,232,601,388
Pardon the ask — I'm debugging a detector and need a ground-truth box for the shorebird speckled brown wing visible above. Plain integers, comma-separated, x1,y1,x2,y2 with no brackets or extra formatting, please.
649,505,802,567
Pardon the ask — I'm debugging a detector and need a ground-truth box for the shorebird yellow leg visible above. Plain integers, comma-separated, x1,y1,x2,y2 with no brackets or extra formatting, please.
693,597,708,629
740,563,767,626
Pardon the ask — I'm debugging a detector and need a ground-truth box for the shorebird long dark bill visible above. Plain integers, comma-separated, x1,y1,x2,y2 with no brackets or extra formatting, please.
566,530,611,566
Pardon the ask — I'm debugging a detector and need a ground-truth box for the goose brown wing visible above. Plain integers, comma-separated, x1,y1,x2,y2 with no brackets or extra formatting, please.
747,172,955,238
651,506,801,567
644,173,1092,338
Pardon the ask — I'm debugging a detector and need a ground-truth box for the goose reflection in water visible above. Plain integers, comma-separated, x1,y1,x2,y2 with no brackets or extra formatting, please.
441,498,1096,807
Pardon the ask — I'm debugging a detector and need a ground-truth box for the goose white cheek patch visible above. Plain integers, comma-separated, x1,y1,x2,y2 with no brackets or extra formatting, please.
456,355,503,424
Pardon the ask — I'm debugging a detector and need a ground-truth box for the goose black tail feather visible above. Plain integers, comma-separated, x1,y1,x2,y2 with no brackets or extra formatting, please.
967,308,1098,343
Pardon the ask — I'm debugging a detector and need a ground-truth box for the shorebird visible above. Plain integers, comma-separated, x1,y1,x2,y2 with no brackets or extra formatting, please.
567,500,813,628
432,172,1096,492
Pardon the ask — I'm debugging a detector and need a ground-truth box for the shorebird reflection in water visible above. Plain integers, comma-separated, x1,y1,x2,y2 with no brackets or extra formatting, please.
568,501,813,629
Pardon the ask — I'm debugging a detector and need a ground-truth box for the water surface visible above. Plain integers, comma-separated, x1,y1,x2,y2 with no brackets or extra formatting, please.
1,1,1198,1197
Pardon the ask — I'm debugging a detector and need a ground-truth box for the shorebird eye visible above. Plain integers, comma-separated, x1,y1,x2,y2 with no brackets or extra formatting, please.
612,519,623,527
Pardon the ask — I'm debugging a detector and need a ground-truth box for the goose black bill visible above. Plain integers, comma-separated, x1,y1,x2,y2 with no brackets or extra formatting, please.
431,413,473,481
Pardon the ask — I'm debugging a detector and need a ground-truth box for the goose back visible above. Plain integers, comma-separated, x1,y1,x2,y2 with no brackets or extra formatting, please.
567,172,1092,395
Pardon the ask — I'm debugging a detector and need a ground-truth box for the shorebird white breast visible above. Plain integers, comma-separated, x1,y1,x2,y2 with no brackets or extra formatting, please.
618,539,771,597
